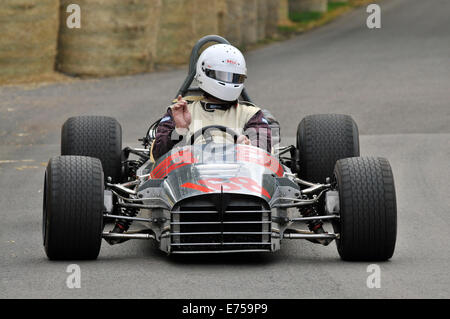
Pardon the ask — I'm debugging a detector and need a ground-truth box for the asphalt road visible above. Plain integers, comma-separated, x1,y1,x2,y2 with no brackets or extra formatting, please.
1,0,449,298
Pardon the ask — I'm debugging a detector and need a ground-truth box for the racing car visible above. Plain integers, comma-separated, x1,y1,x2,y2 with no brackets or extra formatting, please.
42,35,397,260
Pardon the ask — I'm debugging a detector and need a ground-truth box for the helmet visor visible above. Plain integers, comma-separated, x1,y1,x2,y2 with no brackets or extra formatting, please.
204,68,246,84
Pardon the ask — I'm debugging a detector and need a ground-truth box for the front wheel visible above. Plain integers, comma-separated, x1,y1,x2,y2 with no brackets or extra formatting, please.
333,157,397,261
43,156,104,260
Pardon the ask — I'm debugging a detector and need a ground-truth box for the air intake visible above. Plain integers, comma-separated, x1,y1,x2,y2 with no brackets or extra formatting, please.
170,194,272,253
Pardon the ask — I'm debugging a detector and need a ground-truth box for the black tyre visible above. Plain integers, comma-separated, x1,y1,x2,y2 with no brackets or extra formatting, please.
61,116,122,182
43,156,104,260
297,114,359,183
333,157,397,261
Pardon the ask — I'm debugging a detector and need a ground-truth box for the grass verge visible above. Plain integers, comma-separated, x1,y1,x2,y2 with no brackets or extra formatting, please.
277,0,380,36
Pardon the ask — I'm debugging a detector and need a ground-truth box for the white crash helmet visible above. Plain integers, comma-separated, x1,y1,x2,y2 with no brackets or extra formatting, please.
195,44,247,102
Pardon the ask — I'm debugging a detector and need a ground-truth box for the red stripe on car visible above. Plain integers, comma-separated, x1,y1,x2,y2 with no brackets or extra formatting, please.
181,182,213,193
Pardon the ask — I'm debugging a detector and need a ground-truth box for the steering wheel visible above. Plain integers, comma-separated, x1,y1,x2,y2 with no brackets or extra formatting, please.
190,125,240,145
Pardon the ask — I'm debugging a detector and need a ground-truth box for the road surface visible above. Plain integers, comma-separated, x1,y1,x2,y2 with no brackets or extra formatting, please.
1,0,449,298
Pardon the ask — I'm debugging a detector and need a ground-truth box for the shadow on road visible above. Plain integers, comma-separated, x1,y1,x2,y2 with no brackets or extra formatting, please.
164,251,279,266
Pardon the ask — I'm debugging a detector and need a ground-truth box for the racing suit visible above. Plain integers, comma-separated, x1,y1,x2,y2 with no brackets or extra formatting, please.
152,96,272,160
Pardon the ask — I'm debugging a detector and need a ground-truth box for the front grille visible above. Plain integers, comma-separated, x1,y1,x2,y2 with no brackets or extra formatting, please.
170,195,271,253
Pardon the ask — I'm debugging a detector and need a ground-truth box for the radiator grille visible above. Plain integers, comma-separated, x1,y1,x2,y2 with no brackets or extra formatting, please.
170,195,271,253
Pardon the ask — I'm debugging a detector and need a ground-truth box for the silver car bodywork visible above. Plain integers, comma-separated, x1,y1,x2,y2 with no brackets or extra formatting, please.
103,143,339,254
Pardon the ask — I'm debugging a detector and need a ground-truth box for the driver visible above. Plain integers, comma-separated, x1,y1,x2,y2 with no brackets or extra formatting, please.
152,44,271,160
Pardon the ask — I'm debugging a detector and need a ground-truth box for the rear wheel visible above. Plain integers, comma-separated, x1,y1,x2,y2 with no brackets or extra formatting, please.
43,156,104,260
61,116,122,182
333,157,397,261
297,114,359,183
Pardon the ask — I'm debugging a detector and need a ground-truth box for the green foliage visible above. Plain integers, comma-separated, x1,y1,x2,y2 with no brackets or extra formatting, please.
277,25,299,33
288,1,349,24
289,11,323,23
328,1,350,11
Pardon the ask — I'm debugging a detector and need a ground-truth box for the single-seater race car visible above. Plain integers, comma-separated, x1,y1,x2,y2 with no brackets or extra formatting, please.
42,36,396,260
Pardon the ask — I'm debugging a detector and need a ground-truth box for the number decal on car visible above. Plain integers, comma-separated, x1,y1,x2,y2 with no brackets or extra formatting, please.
150,150,198,179
181,177,271,199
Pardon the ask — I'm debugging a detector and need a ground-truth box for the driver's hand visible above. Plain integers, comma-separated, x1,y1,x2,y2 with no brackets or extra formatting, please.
171,95,191,129
237,135,251,145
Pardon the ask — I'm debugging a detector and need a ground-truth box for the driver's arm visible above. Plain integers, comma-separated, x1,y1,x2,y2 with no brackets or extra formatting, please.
153,96,192,160
152,109,186,160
